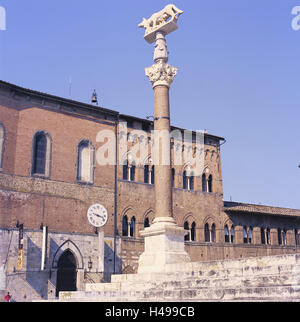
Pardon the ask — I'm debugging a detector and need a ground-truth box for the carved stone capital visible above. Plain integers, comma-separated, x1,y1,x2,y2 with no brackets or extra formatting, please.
145,61,177,88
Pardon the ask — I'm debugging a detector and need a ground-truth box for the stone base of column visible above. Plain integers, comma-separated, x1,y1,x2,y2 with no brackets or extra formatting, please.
138,217,191,274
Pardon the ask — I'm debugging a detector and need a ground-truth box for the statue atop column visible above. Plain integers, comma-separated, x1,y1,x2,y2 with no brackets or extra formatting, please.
138,4,183,89
138,4,183,44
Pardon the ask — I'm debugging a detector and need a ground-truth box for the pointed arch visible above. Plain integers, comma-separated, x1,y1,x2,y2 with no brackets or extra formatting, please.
52,239,84,269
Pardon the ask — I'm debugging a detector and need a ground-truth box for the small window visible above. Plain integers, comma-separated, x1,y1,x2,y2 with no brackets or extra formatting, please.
144,217,150,228
282,229,286,246
130,163,136,182
230,226,235,243
130,217,135,237
184,221,189,241
204,223,210,242
208,175,213,192
191,222,196,241
278,228,282,245
261,227,266,244
224,225,229,243
211,224,216,243
202,174,206,192
183,171,187,189
122,216,128,236
295,229,299,246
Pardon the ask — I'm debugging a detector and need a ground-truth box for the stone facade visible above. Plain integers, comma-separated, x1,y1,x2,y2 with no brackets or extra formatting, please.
0,80,300,301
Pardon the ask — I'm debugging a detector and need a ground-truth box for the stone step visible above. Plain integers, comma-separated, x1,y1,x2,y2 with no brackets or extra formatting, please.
86,271,300,293
60,285,300,302
110,263,299,285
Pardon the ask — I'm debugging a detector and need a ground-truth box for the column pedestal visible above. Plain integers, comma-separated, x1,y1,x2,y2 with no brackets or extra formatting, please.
138,217,190,274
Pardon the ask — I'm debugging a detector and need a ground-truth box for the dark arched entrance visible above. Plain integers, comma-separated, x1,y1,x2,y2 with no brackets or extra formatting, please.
56,250,77,297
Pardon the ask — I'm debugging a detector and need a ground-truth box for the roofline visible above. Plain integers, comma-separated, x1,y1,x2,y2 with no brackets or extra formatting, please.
120,113,225,142
224,201,300,217
0,80,119,117
0,80,225,140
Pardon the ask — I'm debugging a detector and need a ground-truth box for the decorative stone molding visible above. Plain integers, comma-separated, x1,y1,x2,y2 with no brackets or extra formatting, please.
145,60,177,88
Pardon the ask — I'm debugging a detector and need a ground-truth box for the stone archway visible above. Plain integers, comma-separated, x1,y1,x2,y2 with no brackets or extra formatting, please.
55,250,77,297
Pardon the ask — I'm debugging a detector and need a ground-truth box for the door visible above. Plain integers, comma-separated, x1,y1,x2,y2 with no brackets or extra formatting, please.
56,250,77,297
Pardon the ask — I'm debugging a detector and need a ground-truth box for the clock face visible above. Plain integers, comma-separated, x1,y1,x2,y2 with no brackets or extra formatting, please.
87,204,108,227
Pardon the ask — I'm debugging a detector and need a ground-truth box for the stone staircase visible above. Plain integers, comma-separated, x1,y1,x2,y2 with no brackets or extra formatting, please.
58,253,300,302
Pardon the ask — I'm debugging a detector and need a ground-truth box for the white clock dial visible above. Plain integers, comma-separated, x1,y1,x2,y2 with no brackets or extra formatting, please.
87,204,108,227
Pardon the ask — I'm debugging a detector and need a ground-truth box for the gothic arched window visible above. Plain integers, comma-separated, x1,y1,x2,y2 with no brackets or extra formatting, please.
184,221,189,241
77,140,94,184
122,216,128,236
224,225,229,243
204,223,210,242
32,131,51,177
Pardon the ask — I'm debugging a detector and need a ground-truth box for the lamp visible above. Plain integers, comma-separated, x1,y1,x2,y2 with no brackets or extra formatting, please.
84,257,93,279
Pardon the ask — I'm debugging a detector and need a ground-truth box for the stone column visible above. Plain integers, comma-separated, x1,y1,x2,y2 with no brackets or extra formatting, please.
137,12,190,273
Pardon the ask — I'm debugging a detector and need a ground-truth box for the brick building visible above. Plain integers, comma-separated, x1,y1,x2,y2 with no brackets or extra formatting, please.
0,80,300,301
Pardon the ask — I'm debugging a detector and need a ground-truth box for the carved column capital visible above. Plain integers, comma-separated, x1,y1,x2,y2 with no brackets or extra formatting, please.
145,60,177,88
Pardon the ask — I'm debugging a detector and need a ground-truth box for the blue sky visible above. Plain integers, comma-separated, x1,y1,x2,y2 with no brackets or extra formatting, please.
0,1,299,209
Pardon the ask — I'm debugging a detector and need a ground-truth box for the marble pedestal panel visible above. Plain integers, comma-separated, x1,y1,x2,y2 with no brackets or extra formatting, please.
138,217,191,274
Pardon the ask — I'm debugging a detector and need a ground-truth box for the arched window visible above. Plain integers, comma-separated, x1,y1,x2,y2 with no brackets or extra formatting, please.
230,226,235,243
208,175,213,192
261,227,266,244
144,217,150,228
77,140,94,183
122,216,128,236
130,217,135,237
32,131,51,177
191,222,196,241
211,224,216,243
202,174,206,192
224,225,229,243
0,123,5,170
204,223,210,242
184,221,189,241
183,169,194,191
